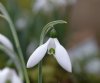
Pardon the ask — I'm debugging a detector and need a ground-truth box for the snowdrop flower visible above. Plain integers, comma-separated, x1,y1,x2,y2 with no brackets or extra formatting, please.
15,17,27,30
0,67,22,83
85,58,100,74
0,34,13,50
27,38,72,72
33,0,53,12
50,0,67,6
33,0,77,13
33,0,66,12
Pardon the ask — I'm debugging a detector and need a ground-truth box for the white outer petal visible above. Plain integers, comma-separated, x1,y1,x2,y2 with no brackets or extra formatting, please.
0,68,9,83
27,38,50,68
0,68,22,83
54,38,72,72
0,34,13,50
11,70,22,83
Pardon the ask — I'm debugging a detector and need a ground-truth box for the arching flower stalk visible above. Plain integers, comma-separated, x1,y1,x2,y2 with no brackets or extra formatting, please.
27,20,72,83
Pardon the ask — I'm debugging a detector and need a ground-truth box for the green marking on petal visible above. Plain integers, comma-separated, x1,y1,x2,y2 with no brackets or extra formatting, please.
49,48,55,55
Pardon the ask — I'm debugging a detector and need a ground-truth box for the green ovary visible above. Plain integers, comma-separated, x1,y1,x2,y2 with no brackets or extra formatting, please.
49,48,55,55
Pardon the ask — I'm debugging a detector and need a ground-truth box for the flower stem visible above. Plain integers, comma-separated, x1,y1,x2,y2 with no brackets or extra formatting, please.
38,38,44,83
7,11,30,83
38,61,42,83
0,44,23,80
38,20,67,83
0,3,30,83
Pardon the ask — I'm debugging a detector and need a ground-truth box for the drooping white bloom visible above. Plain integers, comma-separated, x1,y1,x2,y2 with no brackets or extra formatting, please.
0,34,13,50
27,38,72,72
15,15,29,31
33,0,53,12
33,0,77,12
33,0,67,12
50,0,67,6
0,67,22,83
85,58,100,74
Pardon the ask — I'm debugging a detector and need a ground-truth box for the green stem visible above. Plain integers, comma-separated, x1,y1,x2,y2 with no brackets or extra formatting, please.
0,44,23,80
38,61,42,83
8,21,30,83
38,38,44,83
0,3,30,83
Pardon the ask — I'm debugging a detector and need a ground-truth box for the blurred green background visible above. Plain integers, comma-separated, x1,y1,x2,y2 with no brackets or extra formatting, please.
0,0,100,83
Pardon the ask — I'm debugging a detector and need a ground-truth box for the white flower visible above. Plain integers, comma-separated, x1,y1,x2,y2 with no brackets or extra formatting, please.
27,38,72,72
0,67,22,83
33,0,53,12
84,58,100,74
50,0,67,6
33,0,66,12
0,34,13,50
33,0,77,13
